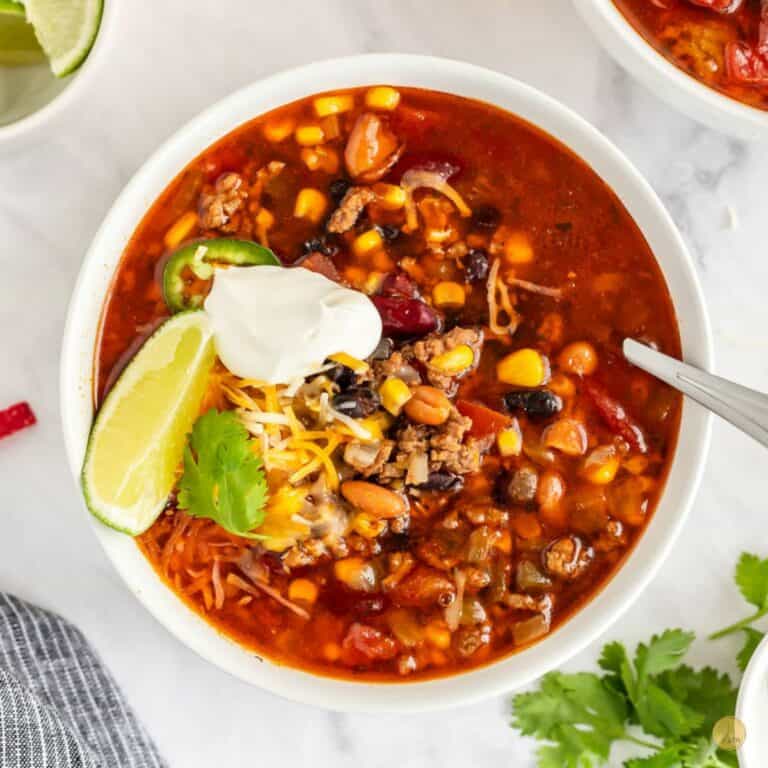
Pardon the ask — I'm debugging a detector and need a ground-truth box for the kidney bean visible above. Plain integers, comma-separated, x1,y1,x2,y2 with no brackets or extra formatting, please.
372,296,439,338
380,271,419,298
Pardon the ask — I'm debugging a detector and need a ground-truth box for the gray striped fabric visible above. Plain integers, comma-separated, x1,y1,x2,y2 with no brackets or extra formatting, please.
0,594,166,768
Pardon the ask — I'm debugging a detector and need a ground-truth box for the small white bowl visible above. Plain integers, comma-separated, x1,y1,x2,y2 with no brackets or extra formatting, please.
60,54,713,712
0,0,115,149
572,0,768,141
736,633,768,766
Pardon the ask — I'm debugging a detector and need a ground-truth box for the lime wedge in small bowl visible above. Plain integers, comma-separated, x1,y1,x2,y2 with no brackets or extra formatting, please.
23,0,102,77
82,312,216,536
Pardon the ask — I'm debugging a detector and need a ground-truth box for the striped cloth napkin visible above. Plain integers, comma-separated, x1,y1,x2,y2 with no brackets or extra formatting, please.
0,593,166,768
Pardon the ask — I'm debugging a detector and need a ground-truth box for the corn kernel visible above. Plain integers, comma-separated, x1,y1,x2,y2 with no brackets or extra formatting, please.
365,86,401,111
582,445,621,485
432,281,466,309
288,578,318,604
294,124,325,146
503,231,534,264
497,348,550,387
313,94,355,117
352,229,384,258
425,622,451,650
363,271,384,295
379,377,413,416
323,642,341,662
497,421,523,457
328,352,369,374
263,116,295,143
430,344,475,375
358,412,394,442
372,182,406,210
352,513,387,539
294,188,328,223
163,210,198,250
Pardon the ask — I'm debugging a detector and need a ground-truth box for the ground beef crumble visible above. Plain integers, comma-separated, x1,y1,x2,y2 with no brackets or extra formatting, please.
407,326,483,390
327,186,376,233
199,172,248,232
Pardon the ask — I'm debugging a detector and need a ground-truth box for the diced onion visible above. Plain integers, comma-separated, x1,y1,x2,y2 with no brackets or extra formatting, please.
445,569,466,631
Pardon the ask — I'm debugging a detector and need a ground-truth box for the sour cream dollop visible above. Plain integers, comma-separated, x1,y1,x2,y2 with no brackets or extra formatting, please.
204,266,382,383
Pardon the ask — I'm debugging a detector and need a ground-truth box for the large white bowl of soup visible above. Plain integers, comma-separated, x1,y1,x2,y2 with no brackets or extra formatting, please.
60,54,713,711
573,0,768,140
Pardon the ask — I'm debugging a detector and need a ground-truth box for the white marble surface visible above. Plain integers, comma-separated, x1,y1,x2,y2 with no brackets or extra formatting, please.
1,1,767,765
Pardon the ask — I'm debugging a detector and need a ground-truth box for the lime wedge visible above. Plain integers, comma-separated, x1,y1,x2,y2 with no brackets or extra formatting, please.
0,10,46,66
23,0,102,77
0,2,25,17
82,312,217,535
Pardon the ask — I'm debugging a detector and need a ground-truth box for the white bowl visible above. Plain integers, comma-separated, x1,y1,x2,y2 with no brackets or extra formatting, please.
736,633,768,766
572,0,768,140
0,0,115,149
60,54,713,712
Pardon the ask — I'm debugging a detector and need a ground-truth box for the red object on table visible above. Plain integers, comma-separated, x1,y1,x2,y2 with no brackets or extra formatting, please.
0,402,36,440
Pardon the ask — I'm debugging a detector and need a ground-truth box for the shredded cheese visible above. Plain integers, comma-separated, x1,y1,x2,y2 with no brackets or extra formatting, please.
487,258,520,336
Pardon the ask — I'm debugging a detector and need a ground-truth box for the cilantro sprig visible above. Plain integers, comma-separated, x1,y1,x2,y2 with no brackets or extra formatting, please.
511,629,739,768
178,409,268,538
710,552,768,670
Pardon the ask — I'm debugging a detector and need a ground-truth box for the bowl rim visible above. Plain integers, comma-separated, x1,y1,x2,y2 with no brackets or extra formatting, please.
60,53,713,712
571,0,768,140
0,0,116,145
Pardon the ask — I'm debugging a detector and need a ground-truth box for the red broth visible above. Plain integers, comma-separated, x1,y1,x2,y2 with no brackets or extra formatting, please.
614,0,768,110
95,87,681,681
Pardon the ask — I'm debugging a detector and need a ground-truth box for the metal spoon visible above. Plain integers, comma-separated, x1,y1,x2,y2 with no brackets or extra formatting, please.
623,338,768,449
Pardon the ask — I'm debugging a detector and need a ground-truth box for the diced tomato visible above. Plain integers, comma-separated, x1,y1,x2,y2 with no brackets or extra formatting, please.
724,1,768,84
299,252,341,282
456,399,512,439
0,402,36,440
583,379,648,454
341,623,397,665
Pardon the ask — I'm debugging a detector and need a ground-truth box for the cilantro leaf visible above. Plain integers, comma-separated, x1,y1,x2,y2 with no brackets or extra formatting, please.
653,666,737,736
512,671,628,767
178,409,268,537
734,552,768,610
636,631,696,681
625,745,685,768
711,552,768,641
736,627,764,672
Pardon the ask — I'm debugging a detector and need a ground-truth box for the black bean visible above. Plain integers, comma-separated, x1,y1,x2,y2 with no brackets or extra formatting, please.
464,249,489,283
332,386,381,418
419,472,464,492
377,224,401,242
503,389,562,421
329,178,352,204
301,235,338,257
324,364,356,390
471,204,501,230
371,337,395,360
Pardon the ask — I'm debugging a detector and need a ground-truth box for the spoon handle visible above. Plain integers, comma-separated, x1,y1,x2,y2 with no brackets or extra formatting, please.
623,338,768,449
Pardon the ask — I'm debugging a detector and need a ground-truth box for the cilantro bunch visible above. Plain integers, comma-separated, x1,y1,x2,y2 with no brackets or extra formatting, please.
512,629,738,768
178,409,268,538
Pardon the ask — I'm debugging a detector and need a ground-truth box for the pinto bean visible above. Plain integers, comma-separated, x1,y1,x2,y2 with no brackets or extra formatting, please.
391,565,456,608
341,480,408,519
405,386,452,425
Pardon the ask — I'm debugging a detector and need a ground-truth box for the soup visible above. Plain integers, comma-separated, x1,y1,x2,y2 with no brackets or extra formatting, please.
613,0,768,110
91,86,681,680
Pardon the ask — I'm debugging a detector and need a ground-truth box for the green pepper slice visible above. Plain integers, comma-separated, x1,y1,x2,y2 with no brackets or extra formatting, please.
162,238,280,313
